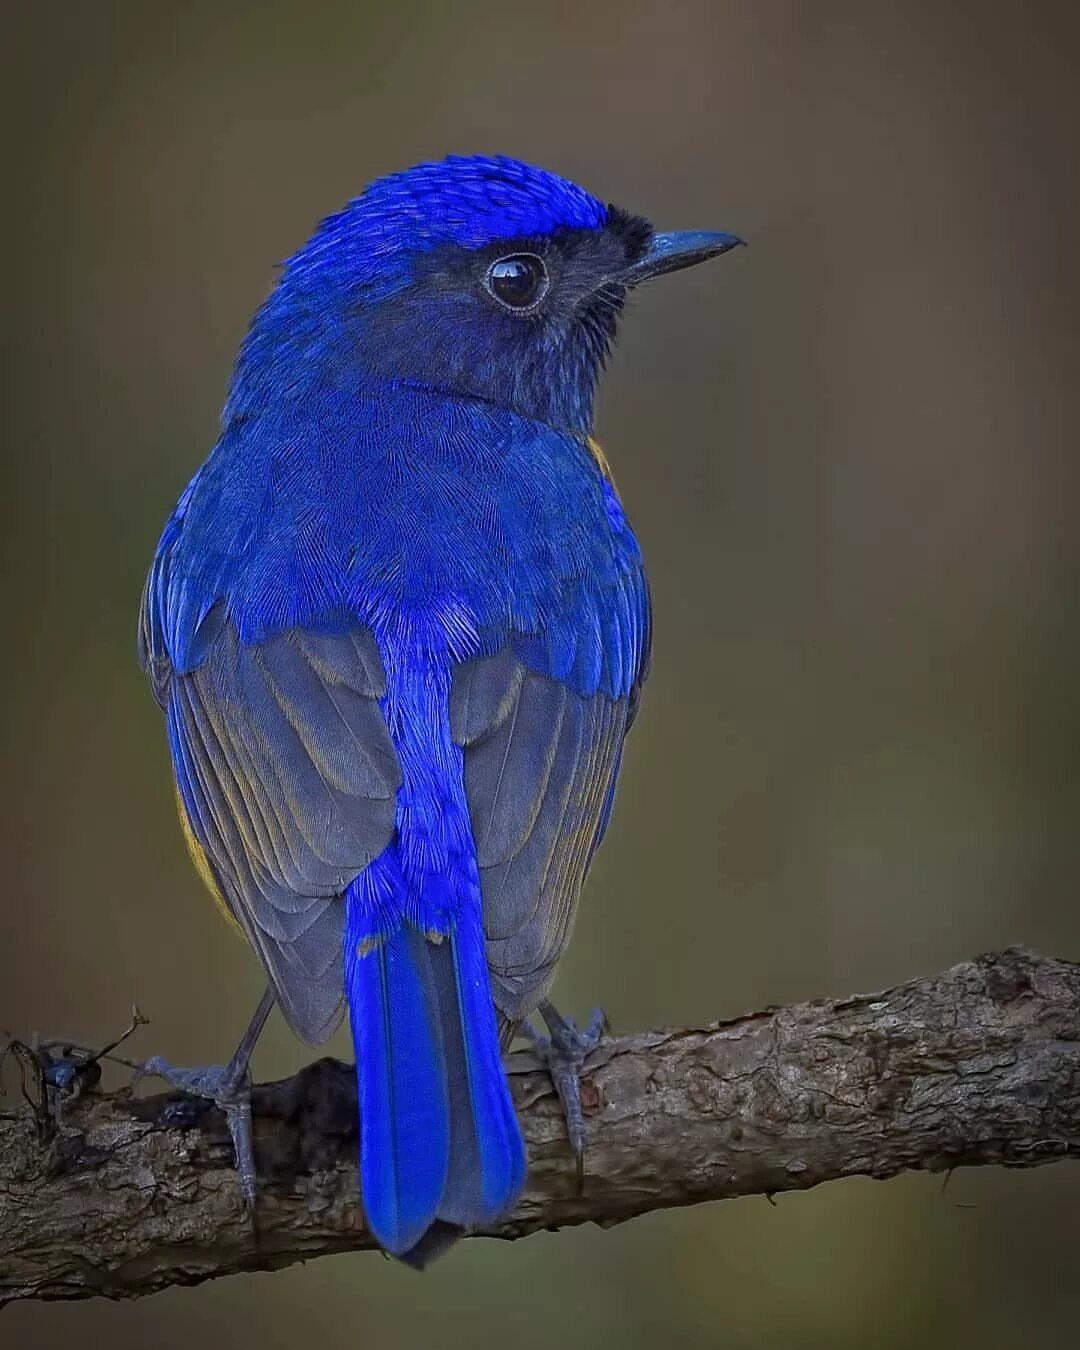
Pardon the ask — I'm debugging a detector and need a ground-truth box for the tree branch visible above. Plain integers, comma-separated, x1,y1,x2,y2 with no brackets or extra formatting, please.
2,946,1078,1303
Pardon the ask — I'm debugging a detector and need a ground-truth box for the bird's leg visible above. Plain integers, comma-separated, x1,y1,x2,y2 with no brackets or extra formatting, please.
520,999,607,1189
132,987,275,1211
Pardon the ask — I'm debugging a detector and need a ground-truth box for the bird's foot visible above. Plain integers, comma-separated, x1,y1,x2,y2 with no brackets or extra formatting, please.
521,999,607,1189
131,988,274,1214
133,1055,258,1209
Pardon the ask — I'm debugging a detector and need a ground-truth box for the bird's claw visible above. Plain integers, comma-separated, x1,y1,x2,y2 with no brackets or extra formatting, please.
132,989,274,1218
522,1000,607,1190
134,1055,258,1211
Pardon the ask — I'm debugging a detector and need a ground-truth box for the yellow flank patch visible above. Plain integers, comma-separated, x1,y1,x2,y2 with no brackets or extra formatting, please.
586,435,617,491
174,783,243,936
424,929,445,945
356,936,382,958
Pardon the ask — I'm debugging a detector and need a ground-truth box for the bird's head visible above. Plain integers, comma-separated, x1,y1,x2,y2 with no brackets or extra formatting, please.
228,155,741,434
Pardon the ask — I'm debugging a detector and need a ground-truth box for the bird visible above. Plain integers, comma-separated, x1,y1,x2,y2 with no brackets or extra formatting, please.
138,154,741,1265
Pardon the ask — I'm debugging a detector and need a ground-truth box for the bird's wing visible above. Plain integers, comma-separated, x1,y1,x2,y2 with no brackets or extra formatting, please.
140,533,401,1044
450,558,651,1022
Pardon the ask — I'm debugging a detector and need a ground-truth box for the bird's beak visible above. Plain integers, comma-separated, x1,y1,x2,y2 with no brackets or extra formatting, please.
621,230,745,287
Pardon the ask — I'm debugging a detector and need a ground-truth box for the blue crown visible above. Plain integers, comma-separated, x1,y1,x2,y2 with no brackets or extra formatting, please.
280,155,609,297
343,154,607,248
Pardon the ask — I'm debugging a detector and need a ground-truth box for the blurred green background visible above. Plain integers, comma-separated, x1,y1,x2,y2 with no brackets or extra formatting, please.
3,1,1079,1346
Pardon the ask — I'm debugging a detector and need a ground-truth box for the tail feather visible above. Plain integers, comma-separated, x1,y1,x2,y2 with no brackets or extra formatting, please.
443,903,526,1223
346,875,525,1260
346,920,450,1255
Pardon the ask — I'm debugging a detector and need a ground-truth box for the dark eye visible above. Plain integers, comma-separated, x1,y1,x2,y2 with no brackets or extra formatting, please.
485,253,549,312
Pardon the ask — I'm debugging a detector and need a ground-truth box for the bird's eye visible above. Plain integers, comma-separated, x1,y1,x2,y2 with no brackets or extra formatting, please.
485,253,549,312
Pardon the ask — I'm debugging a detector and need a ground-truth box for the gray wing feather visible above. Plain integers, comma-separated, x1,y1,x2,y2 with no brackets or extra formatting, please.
451,652,629,1021
467,676,569,868
171,620,400,1043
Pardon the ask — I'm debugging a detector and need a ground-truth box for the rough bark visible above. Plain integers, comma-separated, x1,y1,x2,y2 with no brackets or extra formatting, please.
2,946,1078,1303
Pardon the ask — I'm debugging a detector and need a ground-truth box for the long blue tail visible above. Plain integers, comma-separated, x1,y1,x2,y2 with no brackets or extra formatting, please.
345,879,526,1264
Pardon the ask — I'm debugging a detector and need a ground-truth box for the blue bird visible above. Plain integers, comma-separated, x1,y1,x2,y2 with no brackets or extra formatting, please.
139,155,741,1264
